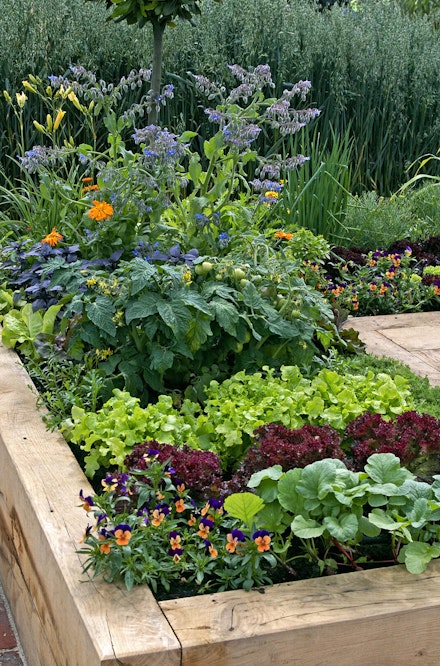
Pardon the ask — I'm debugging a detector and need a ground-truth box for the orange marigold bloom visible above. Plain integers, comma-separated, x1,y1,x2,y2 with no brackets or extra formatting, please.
254,535,271,552
41,227,63,247
114,529,132,546
88,200,114,221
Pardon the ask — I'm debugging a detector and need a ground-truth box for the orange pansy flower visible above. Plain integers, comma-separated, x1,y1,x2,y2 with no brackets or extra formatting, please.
114,528,132,546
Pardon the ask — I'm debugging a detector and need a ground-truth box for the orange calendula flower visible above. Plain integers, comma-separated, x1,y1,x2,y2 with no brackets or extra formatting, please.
88,199,114,221
82,184,99,193
42,227,63,247
82,177,93,183
114,527,132,546
274,230,293,240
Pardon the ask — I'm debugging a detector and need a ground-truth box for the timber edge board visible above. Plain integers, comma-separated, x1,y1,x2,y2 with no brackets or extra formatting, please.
2,337,440,665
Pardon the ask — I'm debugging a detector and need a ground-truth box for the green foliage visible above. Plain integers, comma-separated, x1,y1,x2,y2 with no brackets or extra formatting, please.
281,127,353,244
344,183,440,249
249,454,440,574
1,301,63,359
1,0,440,192
67,390,200,477
67,366,414,475
332,351,440,421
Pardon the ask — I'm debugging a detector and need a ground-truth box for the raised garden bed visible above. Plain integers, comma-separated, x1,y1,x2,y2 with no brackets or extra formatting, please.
2,337,440,665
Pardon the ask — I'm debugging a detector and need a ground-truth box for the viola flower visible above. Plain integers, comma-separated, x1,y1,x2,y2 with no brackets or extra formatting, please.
114,524,132,546
80,524,93,543
88,200,114,221
98,534,111,554
202,539,218,559
226,529,246,554
201,498,223,516
168,547,183,561
197,517,214,538
79,489,94,511
101,474,118,492
188,513,197,527
253,530,272,552
175,498,186,513
41,227,63,247
168,530,182,550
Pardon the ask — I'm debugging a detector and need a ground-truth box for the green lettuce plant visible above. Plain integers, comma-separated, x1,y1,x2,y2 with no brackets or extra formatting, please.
66,366,413,476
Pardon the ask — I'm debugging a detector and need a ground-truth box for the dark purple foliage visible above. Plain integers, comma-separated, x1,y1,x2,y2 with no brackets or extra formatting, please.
222,423,345,494
124,441,223,500
343,410,440,470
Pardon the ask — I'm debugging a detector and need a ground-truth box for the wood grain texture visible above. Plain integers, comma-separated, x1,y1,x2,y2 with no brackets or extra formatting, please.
4,314,440,665
160,563,440,666
0,340,181,666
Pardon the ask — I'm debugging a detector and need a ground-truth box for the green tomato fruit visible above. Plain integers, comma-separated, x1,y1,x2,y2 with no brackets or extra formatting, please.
195,261,213,276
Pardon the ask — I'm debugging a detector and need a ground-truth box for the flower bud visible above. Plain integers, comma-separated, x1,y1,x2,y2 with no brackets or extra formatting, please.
33,120,45,132
15,92,27,108
46,114,53,131
3,90,12,103
22,80,37,94
53,109,66,131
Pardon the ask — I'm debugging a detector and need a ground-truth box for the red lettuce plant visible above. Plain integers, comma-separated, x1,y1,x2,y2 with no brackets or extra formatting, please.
222,423,345,494
124,441,223,500
344,410,440,474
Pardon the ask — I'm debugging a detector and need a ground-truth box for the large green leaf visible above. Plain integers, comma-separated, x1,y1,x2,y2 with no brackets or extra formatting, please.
224,492,264,528
157,300,191,335
211,298,239,336
290,515,325,539
398,542,440,574
365,453,413,486
128,257,157,295
85,296,116,338
323,513,358,541
125,293,159,324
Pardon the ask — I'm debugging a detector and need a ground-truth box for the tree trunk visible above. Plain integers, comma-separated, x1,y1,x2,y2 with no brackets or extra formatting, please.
149,19,166,125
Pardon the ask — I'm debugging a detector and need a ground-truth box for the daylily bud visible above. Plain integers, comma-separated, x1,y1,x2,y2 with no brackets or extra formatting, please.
3,90,12,103
22,80,37,94
46,114,53,131
68,91,83,112
16,92,28,108
33,120,45,132
46,86,53,97
53,109,66,131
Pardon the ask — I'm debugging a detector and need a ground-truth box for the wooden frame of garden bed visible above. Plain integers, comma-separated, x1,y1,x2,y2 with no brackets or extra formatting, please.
2,338,440,665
